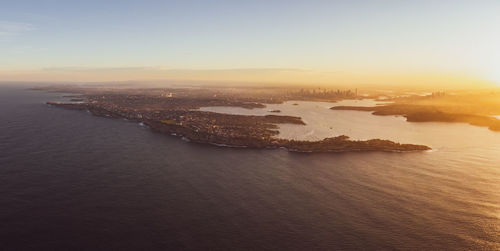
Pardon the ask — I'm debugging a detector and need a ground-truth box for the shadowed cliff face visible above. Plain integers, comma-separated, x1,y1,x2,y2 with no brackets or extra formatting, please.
1,87,499,251
48,99,430,152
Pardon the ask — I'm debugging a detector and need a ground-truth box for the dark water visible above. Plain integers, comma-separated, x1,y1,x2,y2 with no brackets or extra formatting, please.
0,86,499,250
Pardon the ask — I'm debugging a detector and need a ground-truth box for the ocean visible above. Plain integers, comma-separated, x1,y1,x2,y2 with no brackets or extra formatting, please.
0,85,499,250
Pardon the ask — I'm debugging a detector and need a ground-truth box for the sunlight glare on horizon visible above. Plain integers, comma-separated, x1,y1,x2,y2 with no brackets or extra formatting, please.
0,0,499,87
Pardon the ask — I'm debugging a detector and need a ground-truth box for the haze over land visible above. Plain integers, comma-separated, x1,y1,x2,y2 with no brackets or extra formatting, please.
2,1,500,250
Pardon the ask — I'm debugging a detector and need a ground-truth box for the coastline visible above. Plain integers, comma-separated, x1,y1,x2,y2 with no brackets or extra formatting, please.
331,105,500,132
48,101,431,153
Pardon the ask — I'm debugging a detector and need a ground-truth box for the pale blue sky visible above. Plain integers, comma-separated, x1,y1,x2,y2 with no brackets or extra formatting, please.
1,0,499,84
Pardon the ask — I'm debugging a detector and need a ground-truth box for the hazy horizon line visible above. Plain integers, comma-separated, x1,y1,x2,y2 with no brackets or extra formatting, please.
1,66,498,89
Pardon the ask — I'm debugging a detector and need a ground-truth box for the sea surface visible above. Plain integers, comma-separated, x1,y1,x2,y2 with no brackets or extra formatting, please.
1,85,499,250
200,100,500,149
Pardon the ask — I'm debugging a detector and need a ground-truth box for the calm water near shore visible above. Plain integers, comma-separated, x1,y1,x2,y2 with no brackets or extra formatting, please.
200,100,500,149
1,86,499,250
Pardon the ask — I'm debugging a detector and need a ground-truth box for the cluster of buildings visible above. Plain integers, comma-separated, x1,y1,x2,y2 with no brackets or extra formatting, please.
286,88,358,99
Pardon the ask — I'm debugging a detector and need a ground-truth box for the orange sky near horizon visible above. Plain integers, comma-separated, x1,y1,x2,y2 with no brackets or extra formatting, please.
0,67,497,89
2,1,500,88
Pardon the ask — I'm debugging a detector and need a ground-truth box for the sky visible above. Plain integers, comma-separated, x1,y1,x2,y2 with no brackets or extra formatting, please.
1,0,500,87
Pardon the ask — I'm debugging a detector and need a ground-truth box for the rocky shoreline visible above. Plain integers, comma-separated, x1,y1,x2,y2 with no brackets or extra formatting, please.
48,101,431,153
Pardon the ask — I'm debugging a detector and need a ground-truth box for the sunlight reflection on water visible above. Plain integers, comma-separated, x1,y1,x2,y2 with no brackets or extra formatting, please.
199,100,500,150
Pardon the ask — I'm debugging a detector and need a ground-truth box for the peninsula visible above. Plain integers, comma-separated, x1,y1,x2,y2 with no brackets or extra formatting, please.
43,86,431,152
331,91,500,131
